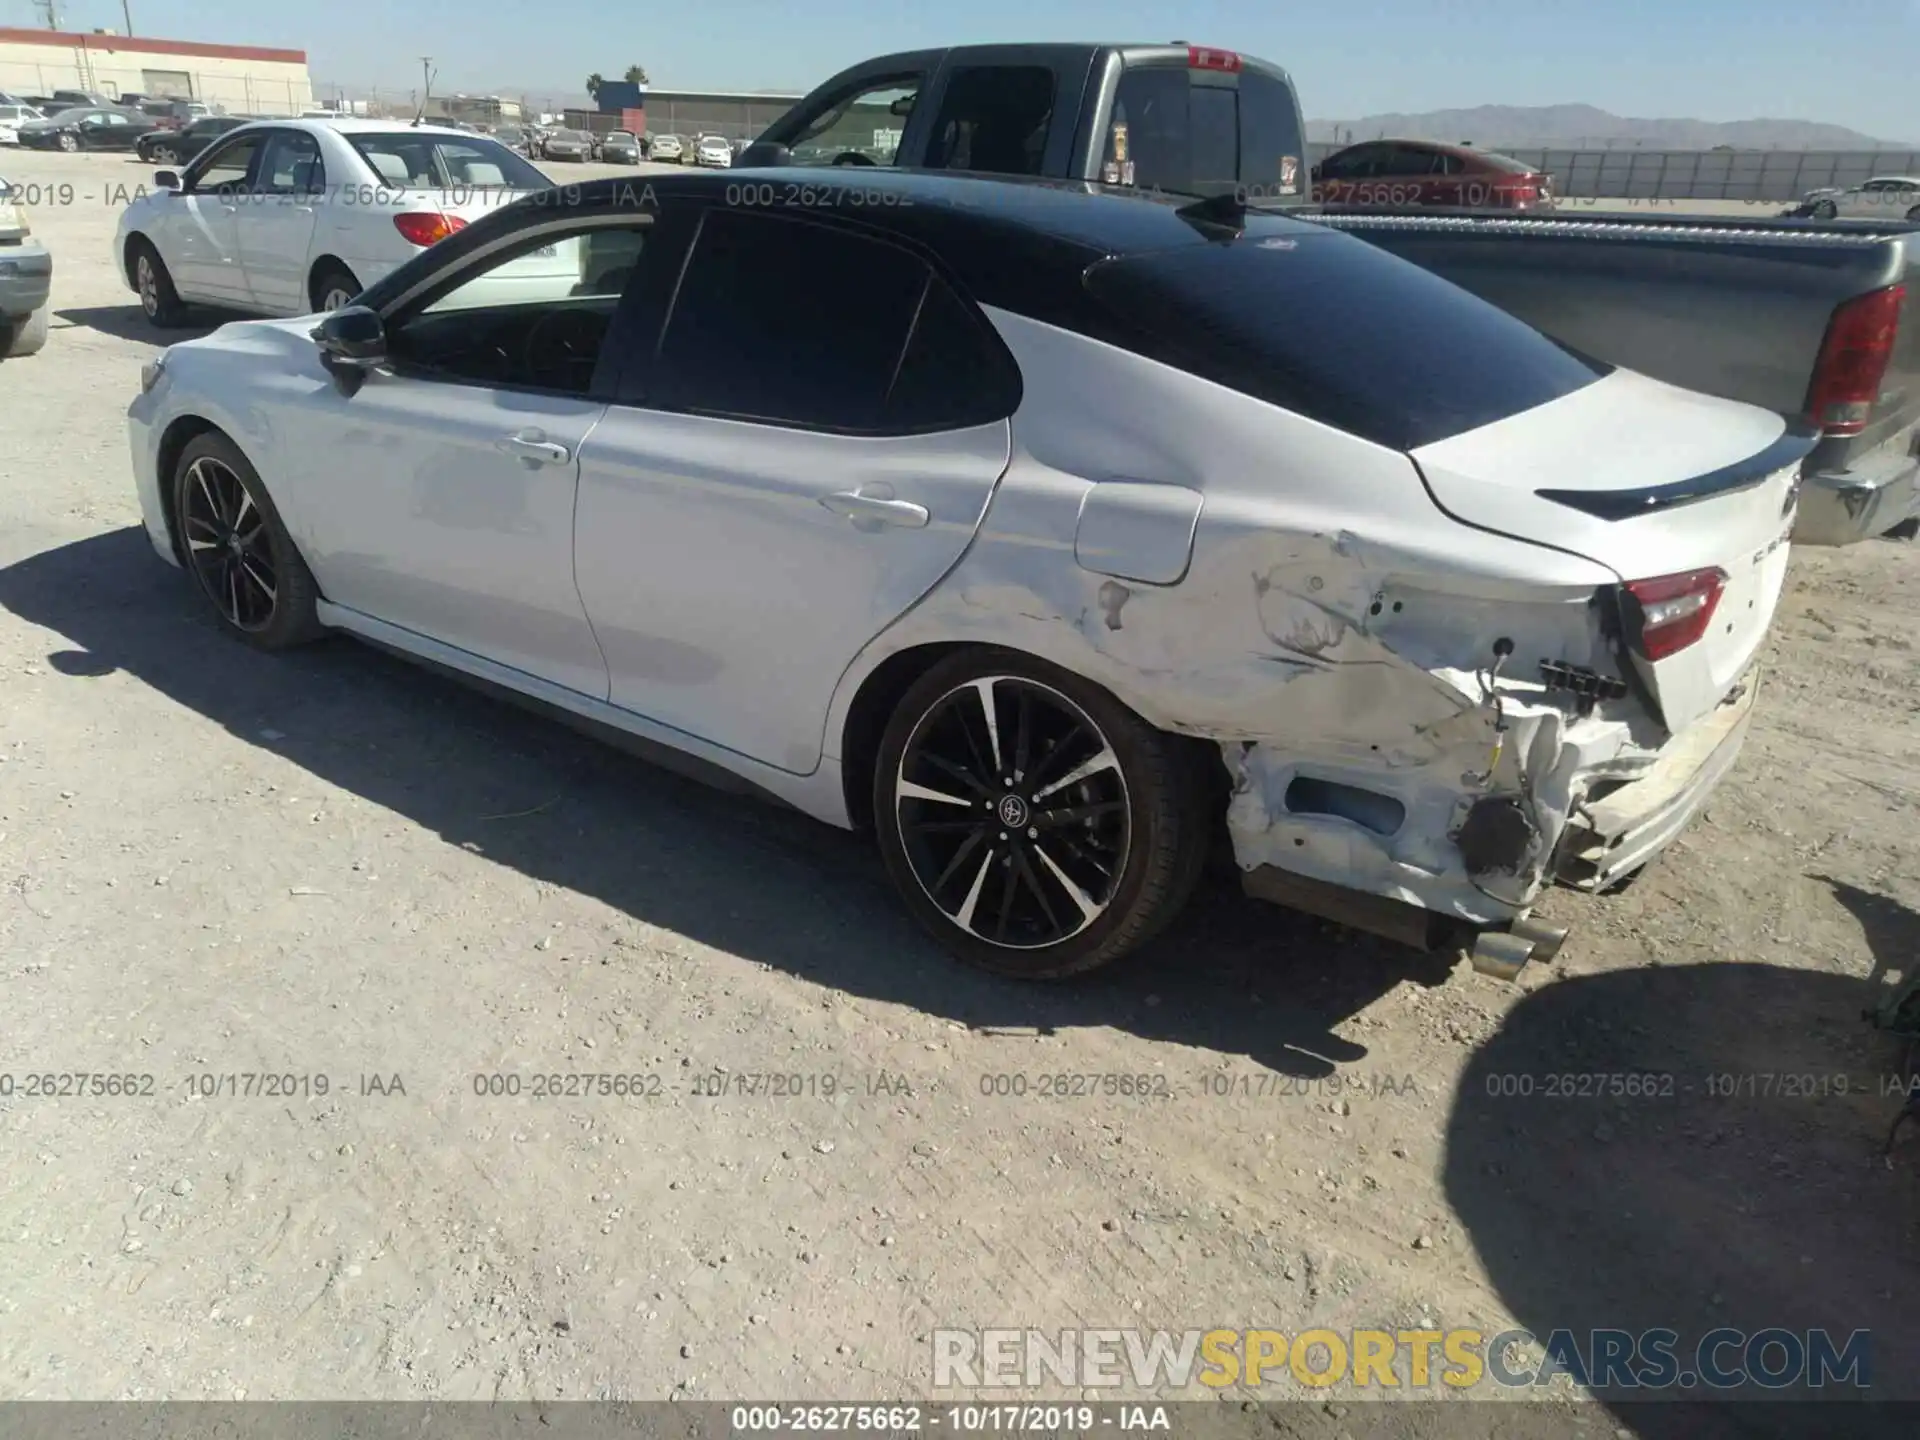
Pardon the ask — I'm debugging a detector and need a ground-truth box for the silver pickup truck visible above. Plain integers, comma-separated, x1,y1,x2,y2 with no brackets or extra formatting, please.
746,43,1920,545
0,176,52,358
1314,211,1920,546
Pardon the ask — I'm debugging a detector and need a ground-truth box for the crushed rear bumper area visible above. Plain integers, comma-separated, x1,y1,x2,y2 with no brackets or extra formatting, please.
1553,668,1760,892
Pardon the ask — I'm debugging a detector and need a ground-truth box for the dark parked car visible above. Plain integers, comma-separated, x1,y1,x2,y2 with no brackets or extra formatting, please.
1312,139,1555,210
134,115,250,166
15,106,160,152
541,128,592,161
599,130,642,163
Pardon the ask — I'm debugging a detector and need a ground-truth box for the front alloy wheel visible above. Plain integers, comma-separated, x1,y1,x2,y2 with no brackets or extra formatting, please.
171,433,323,650
874,652,1208,978
57,131,79,152
180,454,279,632
151,144,178,165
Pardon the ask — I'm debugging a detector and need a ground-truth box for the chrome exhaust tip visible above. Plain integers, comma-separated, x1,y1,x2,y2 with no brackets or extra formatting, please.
1508,915,1570,963
1470,931,1536,982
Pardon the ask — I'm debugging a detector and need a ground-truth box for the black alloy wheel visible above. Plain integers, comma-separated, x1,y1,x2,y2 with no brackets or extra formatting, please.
170,432,324,650
874,650,1208,978
179,452,279,632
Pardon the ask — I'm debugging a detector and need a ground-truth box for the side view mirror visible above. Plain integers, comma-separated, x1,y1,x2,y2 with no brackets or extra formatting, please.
737,141,790,168
311,304,385,396
889,95,917,117
154,170,180,190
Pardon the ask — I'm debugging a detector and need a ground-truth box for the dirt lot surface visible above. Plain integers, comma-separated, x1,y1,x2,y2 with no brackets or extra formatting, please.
1,147,1917,1435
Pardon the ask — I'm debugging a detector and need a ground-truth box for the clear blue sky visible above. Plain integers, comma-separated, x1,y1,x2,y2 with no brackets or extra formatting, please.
21,0,1920,139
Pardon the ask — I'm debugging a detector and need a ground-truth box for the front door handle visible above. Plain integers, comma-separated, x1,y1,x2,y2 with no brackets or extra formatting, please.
820,488,929,530
495,431,572,466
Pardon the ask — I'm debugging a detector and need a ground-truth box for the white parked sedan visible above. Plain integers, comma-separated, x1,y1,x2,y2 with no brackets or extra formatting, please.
114,118,560,324
1801,175,1920,221
125,171,1812,982
694,135,733,168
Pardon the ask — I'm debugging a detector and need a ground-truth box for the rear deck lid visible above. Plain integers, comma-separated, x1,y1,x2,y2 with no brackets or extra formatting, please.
1413,369,1817,732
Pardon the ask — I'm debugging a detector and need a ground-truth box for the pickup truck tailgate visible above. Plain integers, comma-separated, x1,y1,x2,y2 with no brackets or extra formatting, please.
1412,368,1818,733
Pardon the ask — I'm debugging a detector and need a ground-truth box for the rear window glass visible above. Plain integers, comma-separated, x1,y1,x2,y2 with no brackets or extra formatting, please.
349,133,547,190
1479,150,1537,174
1084,227,1611,450
1110,64,1304,200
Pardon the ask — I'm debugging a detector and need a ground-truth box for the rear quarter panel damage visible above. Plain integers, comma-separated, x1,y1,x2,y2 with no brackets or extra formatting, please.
831,310,1676,925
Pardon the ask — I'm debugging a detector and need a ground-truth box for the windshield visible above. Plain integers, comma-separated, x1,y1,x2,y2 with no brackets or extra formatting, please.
348,132,548,190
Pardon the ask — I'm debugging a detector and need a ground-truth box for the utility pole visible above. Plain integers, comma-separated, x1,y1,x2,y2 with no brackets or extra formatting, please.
121,0,133,35
420,56,434,107
34,0,61,30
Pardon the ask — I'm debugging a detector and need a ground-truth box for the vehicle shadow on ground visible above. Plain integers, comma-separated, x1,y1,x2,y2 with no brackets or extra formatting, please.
0,527,1466,1076
1445,943,1920,1435
55,305,230,345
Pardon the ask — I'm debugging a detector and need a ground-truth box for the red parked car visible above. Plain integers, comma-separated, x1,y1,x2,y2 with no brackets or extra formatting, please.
1312,139,1555,210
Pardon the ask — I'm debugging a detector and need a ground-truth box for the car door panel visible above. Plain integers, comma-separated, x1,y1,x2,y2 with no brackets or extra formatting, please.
168,136,259,302
237,130,325,313
573,415,1009,773
278,375,612,698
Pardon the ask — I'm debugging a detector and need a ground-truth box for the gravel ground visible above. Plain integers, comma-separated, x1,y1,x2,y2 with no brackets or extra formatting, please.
1,147,1917,1434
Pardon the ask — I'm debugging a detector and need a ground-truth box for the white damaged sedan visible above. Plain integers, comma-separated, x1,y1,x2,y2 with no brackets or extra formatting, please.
126,172,1813,980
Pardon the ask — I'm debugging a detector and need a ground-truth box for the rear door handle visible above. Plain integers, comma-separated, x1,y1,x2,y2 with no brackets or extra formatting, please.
495,431,572,466
820,489,929,529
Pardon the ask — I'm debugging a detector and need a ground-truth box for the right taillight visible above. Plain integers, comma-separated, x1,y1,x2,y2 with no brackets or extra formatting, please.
1805,284,1905,435
393,212,467,247
1624,568,1727,661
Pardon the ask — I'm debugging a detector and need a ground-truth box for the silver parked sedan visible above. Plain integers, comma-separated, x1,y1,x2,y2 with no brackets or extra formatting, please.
125,171,1808,982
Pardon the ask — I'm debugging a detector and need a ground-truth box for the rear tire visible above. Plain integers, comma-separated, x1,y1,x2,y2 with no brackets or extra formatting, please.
872,647,1209,979
1907,205,1920,224
1811,200,1838,220
170,432,325,652
311,264,361,314
130,239,188,328
0,303,49,359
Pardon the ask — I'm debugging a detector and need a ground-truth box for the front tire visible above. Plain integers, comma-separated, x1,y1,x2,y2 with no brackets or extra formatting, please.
171,432,324,651
873,648,1208,979
57,131,79,152
1811,199,1838,220
150,143,179,165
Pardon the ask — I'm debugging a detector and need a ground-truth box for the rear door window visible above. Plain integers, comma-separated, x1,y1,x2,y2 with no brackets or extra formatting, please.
652,209,927,431
922,65,1056,175
1084,226,1611,451
650,207,1018,433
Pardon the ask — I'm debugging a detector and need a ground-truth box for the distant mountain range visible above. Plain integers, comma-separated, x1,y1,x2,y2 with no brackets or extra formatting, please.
1306,104,1907,151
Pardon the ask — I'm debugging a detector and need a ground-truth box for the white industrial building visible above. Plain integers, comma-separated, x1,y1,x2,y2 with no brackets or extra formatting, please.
0,25,312,115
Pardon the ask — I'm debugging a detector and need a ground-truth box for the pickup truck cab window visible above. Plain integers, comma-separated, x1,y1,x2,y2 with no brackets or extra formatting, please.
923,66,1055,175
786,78,920,166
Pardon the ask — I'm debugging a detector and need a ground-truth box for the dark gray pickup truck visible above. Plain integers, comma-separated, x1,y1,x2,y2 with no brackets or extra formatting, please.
742,42,1920,545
